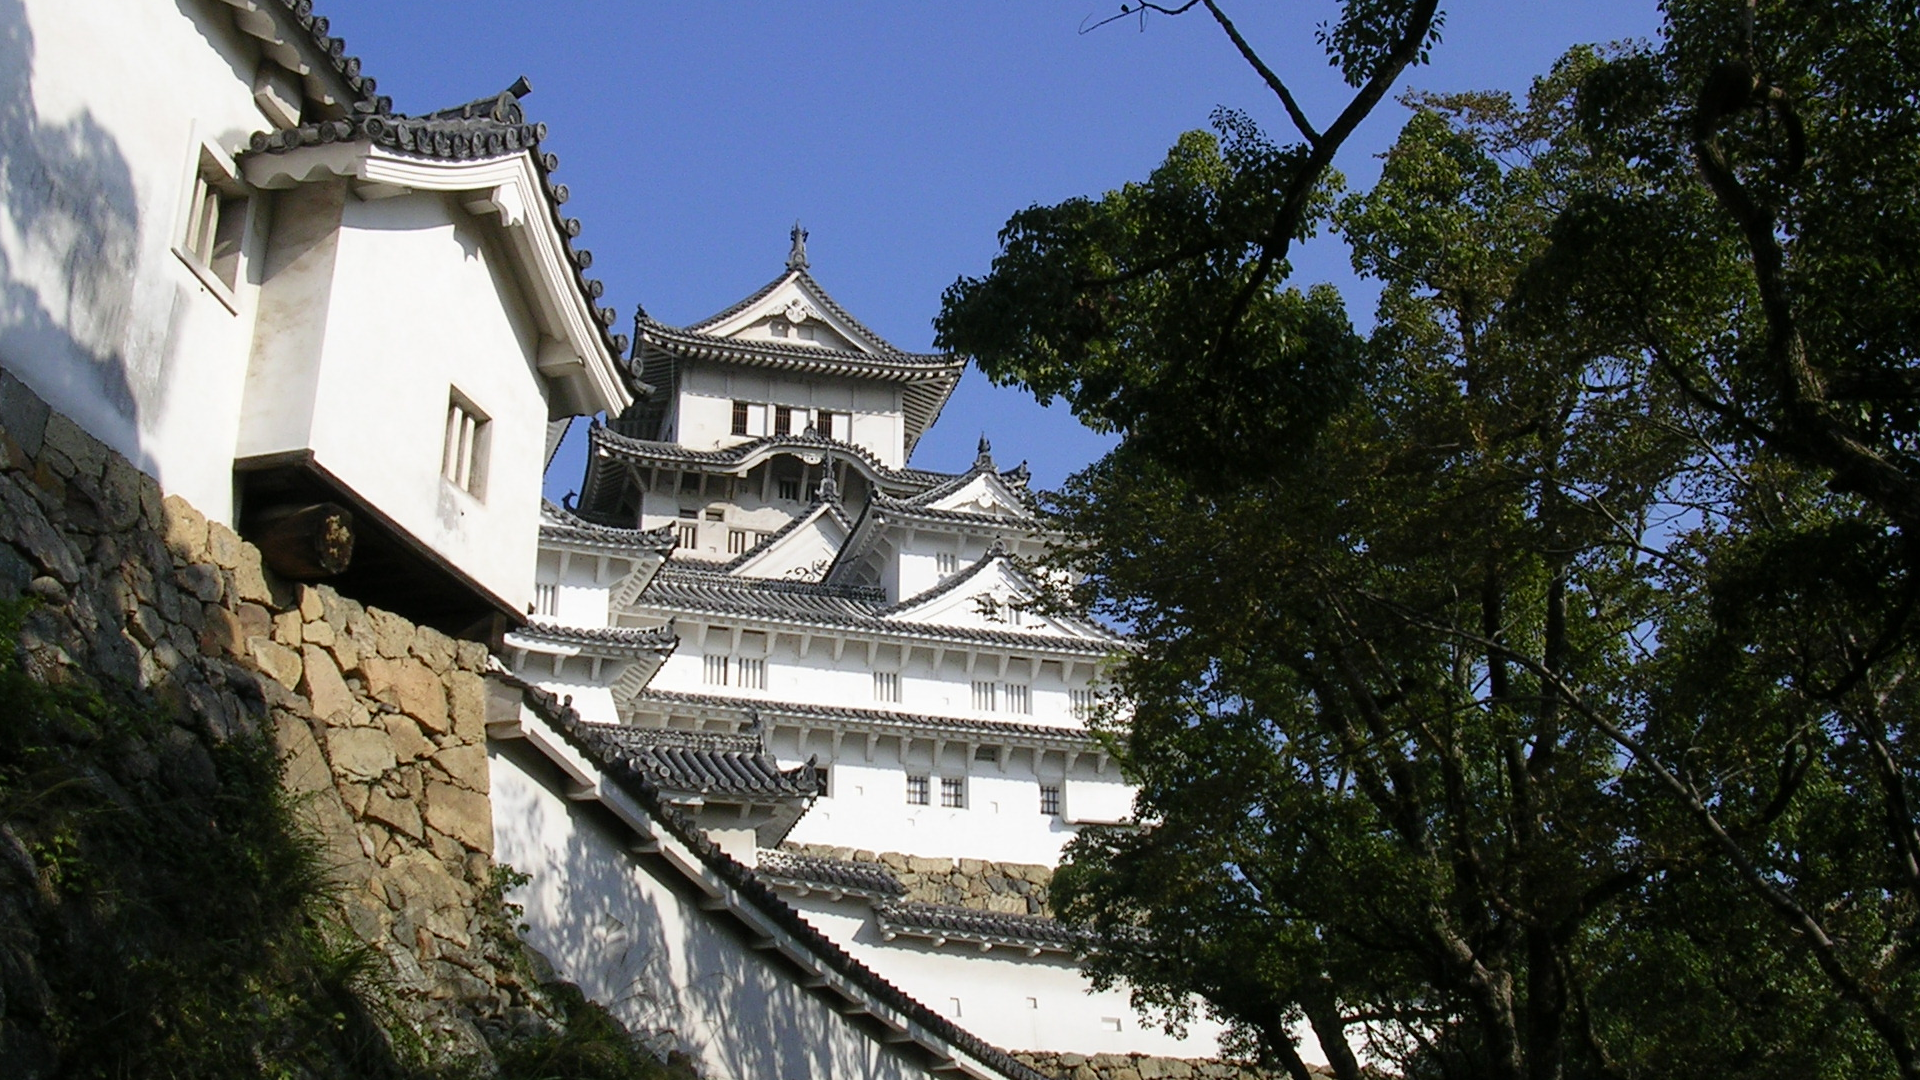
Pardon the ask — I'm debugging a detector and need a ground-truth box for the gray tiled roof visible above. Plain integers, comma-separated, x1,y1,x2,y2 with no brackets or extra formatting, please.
574,721,824,800
636,563,1125,655
757,850,907,899
500,675,1050,1080
232,0,387,111
874,901,1093,954
624,689,1106,750
506,621,678,657
540,501,679,553
243,80,633,369
587,424,954,497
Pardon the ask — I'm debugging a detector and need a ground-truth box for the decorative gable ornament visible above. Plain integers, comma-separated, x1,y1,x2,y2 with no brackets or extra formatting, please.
782,298,815,325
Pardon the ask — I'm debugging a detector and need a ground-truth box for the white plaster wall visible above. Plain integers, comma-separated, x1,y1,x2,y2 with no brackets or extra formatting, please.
490,743,943,1080
784,893,1225,1058
677,363,904,467
790,759,1082,865
298,192,547,612
1,0,286,521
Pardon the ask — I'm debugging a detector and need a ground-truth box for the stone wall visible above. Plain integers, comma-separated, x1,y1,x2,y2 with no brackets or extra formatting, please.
0,370,575,1062
1015,1052,1313,1080
785,842,1054,915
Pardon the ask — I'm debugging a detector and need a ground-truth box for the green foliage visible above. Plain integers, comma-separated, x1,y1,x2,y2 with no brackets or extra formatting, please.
948,4,1920,1077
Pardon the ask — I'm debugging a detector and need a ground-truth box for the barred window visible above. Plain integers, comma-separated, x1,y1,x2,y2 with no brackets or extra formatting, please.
736,657,766,690
974,745,999,764
906,775,930,806
1005,684,1032,715
936,551,959,576
941,776,965,809
1039,784,1061,816
702,655,729,686
676,523,698,548
731,400,750,435
727,529,751,555
971,680,997,712
441,393,490,499
1069,689,1093,720
873,671,900,703
774,405,793,436
533,582,558,617
777,478,800,501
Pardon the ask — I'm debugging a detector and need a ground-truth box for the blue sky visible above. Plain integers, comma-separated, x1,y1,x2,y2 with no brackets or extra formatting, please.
311,2,1665,496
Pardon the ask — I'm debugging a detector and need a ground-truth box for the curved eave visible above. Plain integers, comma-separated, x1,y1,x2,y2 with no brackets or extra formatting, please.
640,597,1130,657
626,690,1114,753
241,143,633,416
590,426,949,498
506,622,679,660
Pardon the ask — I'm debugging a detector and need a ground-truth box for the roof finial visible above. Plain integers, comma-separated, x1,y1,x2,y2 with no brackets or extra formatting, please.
975,434,994,470
787,220,809,271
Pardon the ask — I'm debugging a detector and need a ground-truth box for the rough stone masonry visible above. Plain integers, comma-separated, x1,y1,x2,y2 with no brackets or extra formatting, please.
0,369,561,1061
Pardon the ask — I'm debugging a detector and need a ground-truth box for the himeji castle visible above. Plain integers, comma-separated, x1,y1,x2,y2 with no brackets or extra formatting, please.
501,227,1224,1055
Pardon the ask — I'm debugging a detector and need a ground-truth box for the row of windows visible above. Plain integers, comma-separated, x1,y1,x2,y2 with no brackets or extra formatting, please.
901,776,1062,816
971,680,1031,715
730,400,850,442
701,654,766,690
697,658,1081,716
672,520,774,552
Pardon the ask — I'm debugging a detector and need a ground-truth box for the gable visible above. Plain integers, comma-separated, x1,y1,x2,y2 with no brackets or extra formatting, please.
730,504,852,582
886,558,1106,639
696,274,886,357
923,473,1032,519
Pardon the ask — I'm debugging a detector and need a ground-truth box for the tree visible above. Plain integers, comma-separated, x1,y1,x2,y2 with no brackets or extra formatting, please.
938,2,1920,1077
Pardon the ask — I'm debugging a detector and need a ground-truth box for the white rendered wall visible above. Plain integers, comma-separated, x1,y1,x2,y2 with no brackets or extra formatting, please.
0,0,286,521
490,743,946,1080
240,190,549,613
676,363,905,467
786,893,1225,1058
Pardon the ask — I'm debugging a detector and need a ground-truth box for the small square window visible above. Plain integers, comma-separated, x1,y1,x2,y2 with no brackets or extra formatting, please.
703,655,729,686
727,529,752,555
774,406,793,437
1069,689,1093,720
873,671,900,703
770,320,789,338
936,551,959,576
1039,784,1061,816
736,657,766,690
974,745,999,764
533,582,558,618
971,681,997,712
777,478,800,502
731,400,750,435
176,141,248,300
676,523,698,548
1005,684,1032,715
941,777,966,809
906,775,930,806
704,508,724,521
441,392,490,499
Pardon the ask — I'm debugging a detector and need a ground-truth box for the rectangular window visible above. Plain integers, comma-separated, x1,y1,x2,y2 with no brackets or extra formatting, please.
1069,689,1093,720
533,583,558,618
873,670,900,703
817,411,848,441
971,680,997,712
703,655,729,686
1039,784,1061,816
727,529,751,555
1005,684,1032,715
773,406,793,437
678,508,697,519
676,523,698,548
941,776,966,809
441,393,490,499
906,774,930,806
935,551,959,576
770,320,789,338
777,478,800,501
974,745,999,764
731,400,750,435
177,142,248,297
704,508,724,521
736,657,766,690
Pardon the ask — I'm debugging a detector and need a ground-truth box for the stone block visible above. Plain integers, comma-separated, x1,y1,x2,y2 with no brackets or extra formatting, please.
366,787,423,840
160,494,209,563
424,780,491,853
326,725,396,783
397,659,450,733
175,563,222,603
274,712,331,795
1072,1067,1100,1080
272,609,303,648
455,640,487,671
0,475,82,583
0,369,50,457
412,624,456,671
1139,1060,1168,1080
368,607,414,658
436,742,488,794
298,584,325,622
326,628,357,673
383,850,473,948
98,457,144,531
249,638,303,691
1162,1061,1193,1078
385,712,435,763
446,670,486,741
229,547,273,605
41,412,106,479
207,521,245,570
302,616,334,647
907,855,954,874
301,645,355,720
984,894,1026,915
1058,1054,1088,1068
